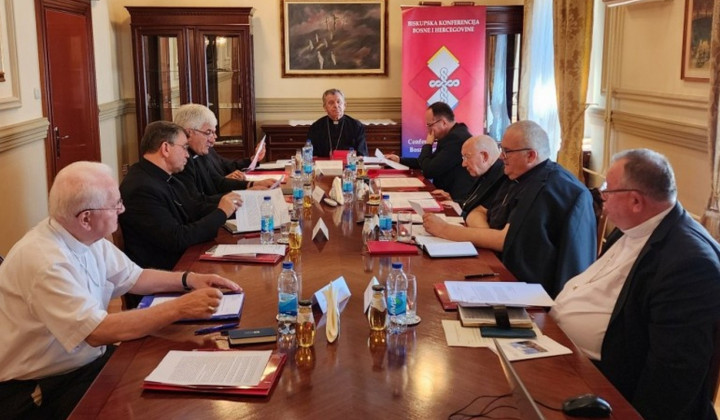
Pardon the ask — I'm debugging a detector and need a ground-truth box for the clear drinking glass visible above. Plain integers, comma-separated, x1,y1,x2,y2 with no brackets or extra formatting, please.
404,274,420,325
278,222,290,244
397,211,413,243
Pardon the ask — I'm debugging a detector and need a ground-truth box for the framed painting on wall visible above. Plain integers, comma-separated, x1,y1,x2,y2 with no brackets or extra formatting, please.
681,0,713,82
281,0,388,77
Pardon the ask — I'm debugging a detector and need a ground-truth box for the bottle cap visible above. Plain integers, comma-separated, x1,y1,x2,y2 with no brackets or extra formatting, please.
282,262,293,269
371,284,385,291
382,194,390,199
299,299,312,306
264,196,271,200
392,262,403,269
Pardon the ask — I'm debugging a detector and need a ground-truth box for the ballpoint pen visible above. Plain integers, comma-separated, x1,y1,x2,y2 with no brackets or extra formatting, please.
194,322,239,335
464,272,500,279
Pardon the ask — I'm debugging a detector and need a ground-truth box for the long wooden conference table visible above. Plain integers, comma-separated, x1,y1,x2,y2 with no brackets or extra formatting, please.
71,170,640,419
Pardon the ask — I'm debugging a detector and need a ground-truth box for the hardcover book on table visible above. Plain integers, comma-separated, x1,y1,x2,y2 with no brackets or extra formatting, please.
228,327,278,346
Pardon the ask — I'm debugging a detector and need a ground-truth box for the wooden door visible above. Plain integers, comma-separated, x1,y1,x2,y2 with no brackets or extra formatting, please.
36,0,101,184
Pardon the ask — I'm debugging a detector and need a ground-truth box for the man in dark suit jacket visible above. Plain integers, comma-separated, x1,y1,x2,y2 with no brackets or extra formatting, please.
552,149,720,419
424,121,596,297
120,121,241,273
387,102,475,203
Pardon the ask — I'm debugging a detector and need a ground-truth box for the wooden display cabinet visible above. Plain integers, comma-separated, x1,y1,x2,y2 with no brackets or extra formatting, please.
126,7,256,158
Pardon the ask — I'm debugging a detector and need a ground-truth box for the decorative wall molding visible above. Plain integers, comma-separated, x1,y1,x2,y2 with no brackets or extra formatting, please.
613,88,708,111
98,98,135,121
256,97,401,116
611,110,707,152
0,118,49,153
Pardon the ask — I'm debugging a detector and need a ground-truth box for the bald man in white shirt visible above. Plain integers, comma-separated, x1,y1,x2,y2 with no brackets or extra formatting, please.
0,161,242,419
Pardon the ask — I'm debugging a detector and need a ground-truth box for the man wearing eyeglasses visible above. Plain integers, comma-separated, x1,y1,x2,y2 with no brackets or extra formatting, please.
386,101,476,202
550,149,720,420
119,121,242,294
424,120,596,298
174,104,274,205
0,161,241,419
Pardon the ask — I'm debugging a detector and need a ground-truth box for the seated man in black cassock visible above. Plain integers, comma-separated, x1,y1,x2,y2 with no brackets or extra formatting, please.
386,101,476,203
424,120,596,297
173,104,274,205
306,88,368,157
429,134,506,219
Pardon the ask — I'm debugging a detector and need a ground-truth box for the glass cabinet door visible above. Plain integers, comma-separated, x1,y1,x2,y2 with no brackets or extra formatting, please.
202,33,247,145
141,34,184,124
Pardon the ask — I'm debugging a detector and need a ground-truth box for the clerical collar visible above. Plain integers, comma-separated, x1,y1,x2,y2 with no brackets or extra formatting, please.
330,115,344,125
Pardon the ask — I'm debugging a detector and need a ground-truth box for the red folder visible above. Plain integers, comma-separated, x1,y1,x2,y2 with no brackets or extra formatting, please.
331,150,350,163
143,352,286,397
368,169,410,177
366,241,419,255
433,282,458,311
199,253,283,264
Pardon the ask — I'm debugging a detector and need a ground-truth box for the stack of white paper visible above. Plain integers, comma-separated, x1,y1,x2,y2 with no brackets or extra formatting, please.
444,281,555,307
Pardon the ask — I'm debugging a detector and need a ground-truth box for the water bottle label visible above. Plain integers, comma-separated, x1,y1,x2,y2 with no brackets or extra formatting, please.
387,292,407,316
261,216,274,232
278,293,298,316
348,162,357,172
379,216,392,230
303,163,313,174
293,188,303,200
342,180,353,193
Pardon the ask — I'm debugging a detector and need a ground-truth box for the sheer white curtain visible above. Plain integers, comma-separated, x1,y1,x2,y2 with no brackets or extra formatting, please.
520,0,561,159
488,35,511,142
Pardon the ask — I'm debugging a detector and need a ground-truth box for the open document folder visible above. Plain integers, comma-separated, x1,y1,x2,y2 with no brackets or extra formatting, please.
138,292,245,322
143,350,286,396
444,281,555,307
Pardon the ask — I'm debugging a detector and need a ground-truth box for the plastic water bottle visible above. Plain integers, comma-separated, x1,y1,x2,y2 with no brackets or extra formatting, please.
342,165,354,203
303,139,314,162
302,140,314,180
378,194,393,241
386,262,407,334
277,262,299,337
347,147,357,173
292,170,304,208
260,196,274,244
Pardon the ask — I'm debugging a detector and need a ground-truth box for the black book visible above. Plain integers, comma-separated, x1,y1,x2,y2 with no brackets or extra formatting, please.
228,327,277,346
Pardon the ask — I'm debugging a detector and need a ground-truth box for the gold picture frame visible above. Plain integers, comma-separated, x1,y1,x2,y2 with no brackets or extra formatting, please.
681,0,713,82
281,0,388,77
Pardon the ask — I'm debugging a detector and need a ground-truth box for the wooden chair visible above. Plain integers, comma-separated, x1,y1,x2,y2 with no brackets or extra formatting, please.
708,320,720,398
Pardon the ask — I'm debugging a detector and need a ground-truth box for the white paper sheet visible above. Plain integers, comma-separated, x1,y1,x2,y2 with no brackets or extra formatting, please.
148,293,245,319
246,135,265,171
444,281,555,307
214,244,286,257
373,177,425,188
243,173,284,182
233,188,290,233
442,320,490,348
145,350,271,387
494,336,572,361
